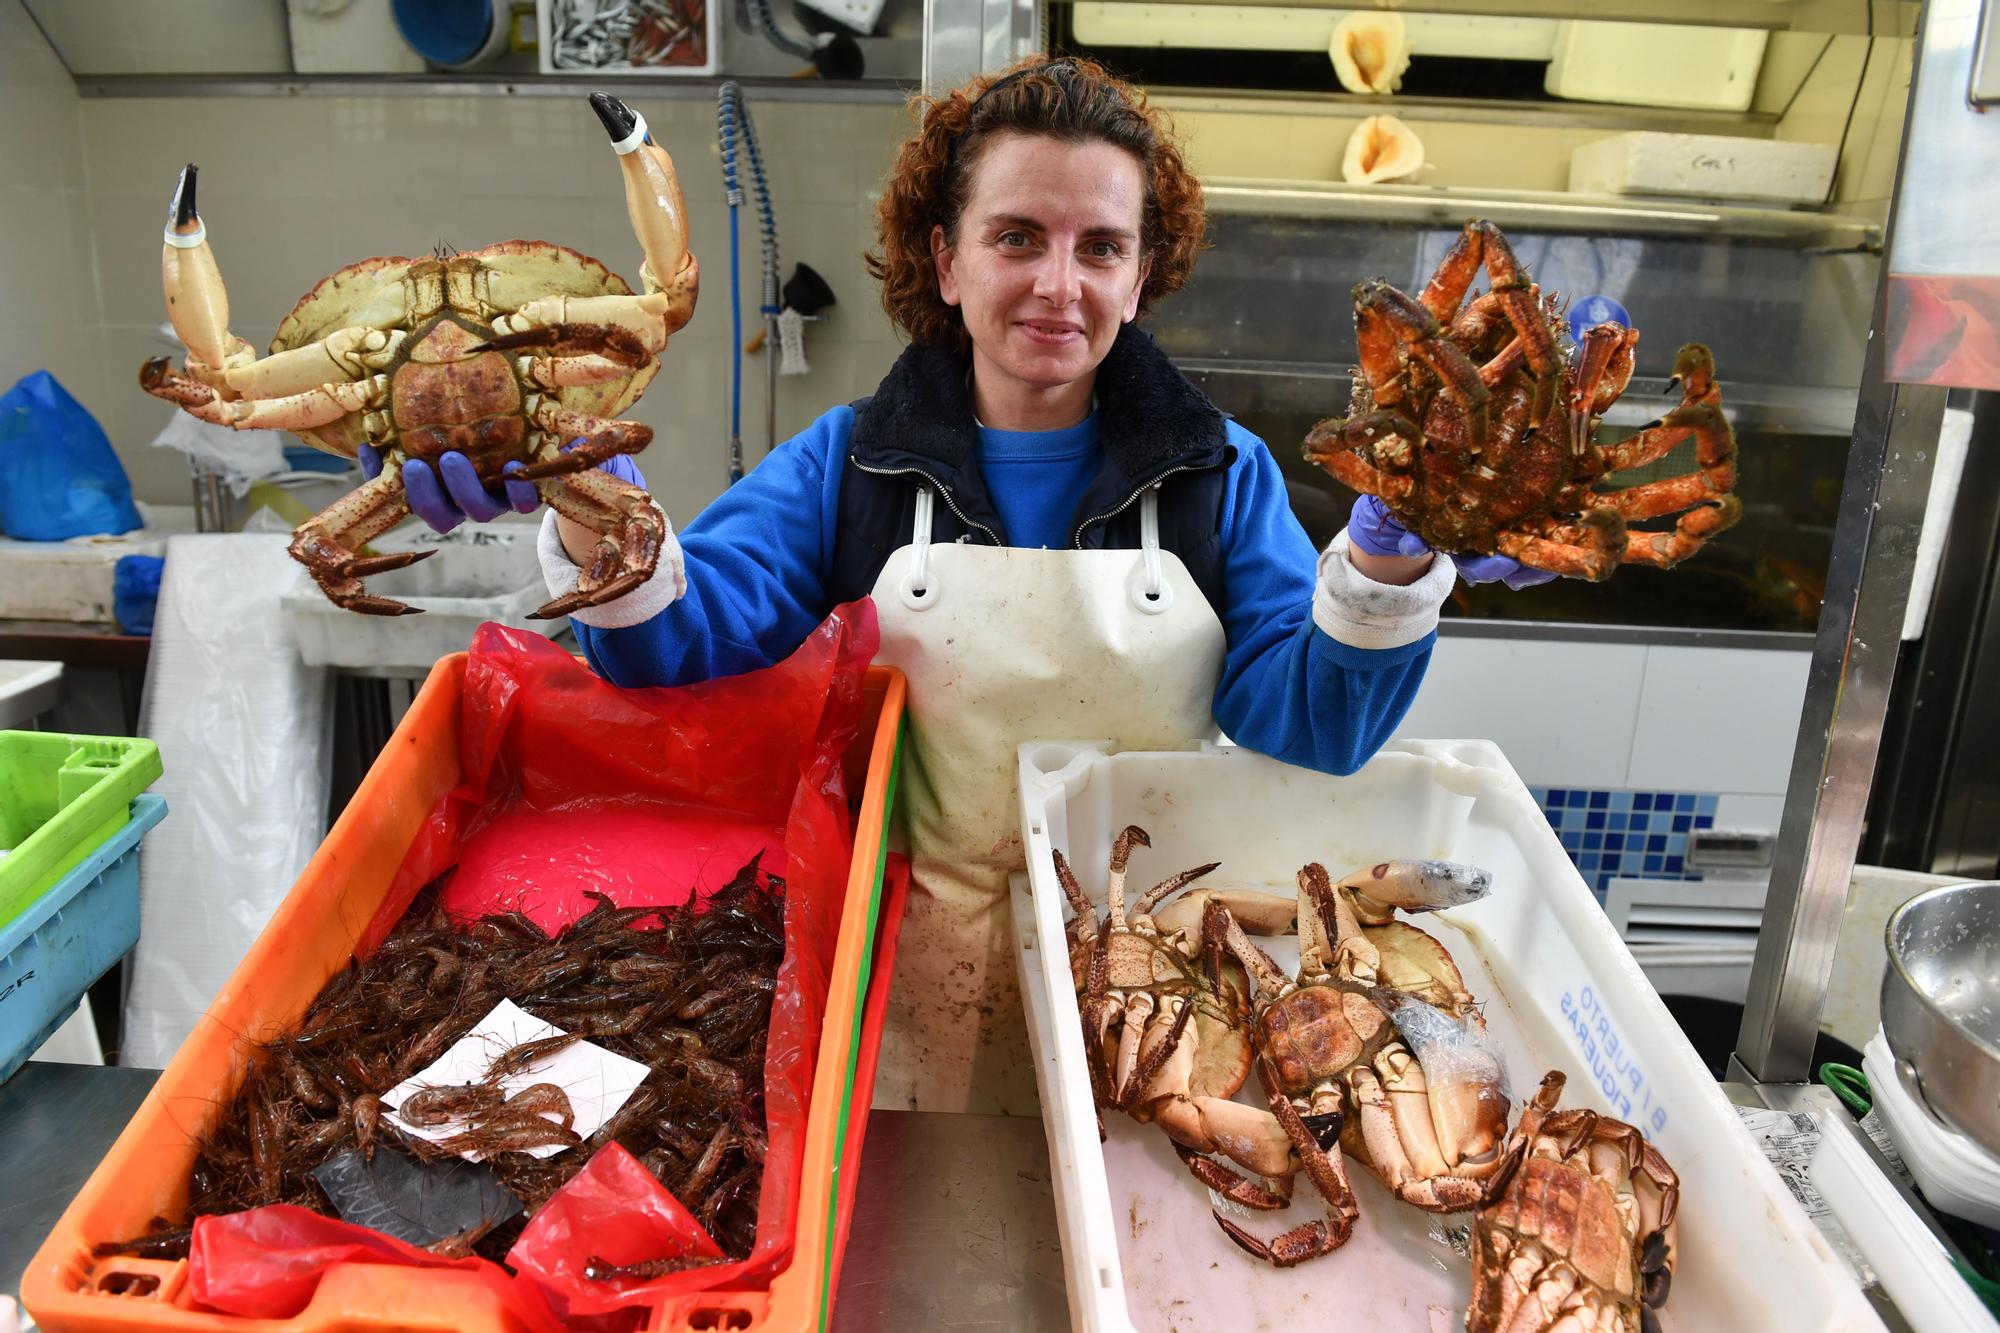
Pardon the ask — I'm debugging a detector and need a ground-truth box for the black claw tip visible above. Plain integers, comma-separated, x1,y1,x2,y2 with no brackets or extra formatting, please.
1301,1110,1343,1150
1664,376,1681,396
1640,417,1663,431
1640,1229,1669,1272
589,92,641,143
171,163,199,227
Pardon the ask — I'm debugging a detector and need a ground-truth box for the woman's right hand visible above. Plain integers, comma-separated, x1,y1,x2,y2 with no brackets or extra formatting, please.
360,444,541,534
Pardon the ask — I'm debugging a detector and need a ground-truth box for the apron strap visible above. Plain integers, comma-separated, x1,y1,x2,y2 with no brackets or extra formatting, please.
1131,485,1174,615
898,485,940,610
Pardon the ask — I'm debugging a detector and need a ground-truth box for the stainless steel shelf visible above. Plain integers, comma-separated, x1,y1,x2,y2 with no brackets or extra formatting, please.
71,71,917,102
1048,0,1918,37
1202,177,1885,248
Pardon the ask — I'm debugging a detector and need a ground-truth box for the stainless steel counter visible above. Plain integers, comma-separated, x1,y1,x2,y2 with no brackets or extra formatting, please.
0,1062,1068,1331
0,1063,157,1298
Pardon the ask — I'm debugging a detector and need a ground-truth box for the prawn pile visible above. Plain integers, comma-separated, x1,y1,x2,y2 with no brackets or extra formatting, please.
104,855,785,1267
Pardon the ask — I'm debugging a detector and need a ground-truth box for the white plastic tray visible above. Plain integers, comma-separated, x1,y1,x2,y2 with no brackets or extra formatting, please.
1012,737,1884,1333
280,523,562,670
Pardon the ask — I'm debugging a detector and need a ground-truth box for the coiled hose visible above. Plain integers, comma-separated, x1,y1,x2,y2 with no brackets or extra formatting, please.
716,81,779,486
735,0,818,62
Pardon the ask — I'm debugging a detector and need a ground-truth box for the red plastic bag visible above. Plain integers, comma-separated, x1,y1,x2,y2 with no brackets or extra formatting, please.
190,599,879,1324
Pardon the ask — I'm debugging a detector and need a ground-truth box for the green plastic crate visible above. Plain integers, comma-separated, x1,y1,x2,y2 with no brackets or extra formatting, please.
0,731,163,931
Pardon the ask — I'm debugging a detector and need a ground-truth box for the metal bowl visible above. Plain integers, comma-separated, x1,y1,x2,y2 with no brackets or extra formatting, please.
1881,881,2000,1158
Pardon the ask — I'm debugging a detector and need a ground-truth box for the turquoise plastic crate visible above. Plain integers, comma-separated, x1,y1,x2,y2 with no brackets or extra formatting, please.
0,793,166,1083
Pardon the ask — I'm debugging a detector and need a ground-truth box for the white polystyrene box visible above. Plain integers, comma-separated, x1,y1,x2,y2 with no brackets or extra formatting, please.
1012,737,1884,1333
280,523,563,670
1570,132,1837,206
0,533,165,623
1546,21,1768,112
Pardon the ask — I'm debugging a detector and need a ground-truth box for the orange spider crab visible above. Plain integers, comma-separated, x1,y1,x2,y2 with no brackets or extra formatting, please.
1305,218,1741,581
139,93,697,618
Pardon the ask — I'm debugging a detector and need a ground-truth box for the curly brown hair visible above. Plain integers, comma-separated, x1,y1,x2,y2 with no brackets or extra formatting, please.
867,56,1207,352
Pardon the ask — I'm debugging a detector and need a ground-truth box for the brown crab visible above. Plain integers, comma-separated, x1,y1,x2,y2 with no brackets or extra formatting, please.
1305,218,1741,581
139,93,696,618
1469,1070,1680,1333
1203,860,1511,1265
1055,828,1300,1199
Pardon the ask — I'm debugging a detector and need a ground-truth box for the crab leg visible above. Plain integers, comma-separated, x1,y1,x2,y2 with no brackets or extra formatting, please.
160,164,237,372
1128,861,1221,925
1113,991,1155,1100
289,467,432,617
1418,221,1559,381
1105,826,1148,928
1619,496,1744,570
1495,508,1625,583
1050,849,1100,941
518,399,653,479
1303,411,1421,504
224,327,406,399
1355,282,1490,445
533,449,666,618
1569,323,1637,455
140,361,387,431
1593,404,1738,521
1214,1057,1360,1265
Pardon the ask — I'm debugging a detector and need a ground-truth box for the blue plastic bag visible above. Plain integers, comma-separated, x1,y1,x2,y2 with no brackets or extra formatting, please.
0,370,143,540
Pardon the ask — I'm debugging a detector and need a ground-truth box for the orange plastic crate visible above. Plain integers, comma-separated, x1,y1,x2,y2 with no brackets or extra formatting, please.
22,657,907,1333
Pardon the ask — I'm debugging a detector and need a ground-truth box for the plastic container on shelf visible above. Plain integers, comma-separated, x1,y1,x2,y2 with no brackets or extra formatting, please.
0,532,168,624
0,794,166,1084
1862,1028,2000,1230
0,732,164,933
536,0,722,76
1011,736,1884,1333
21,661,907,1333
279,523,563,671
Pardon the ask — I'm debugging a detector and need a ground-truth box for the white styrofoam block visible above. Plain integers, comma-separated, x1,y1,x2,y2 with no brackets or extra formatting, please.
1546,20,1768,112
1395,636,1645,789
1569,132,1838,205
1626,645,1810,796
0,532,167,623
1013,737,1884,1332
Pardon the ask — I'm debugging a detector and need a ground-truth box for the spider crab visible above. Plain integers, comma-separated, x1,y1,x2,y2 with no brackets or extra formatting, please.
1055,828,1300,1198
139,93,697,618
1305,218,1741,581
1204,860,1511,1266
1469,1071,1680,1333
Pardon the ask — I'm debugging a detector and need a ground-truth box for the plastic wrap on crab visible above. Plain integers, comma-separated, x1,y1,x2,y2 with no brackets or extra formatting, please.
1305,219,1742,582
138,93,696,618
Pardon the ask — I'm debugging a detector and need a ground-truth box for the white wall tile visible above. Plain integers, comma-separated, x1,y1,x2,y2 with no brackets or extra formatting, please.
1627,646,1811,796
1393,636,1647,789
1713,793,1785,832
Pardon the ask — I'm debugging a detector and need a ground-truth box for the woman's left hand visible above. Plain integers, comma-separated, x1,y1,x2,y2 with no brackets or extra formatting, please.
1348,495,1558,590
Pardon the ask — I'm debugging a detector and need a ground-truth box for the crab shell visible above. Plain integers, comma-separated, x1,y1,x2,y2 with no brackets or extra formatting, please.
269,240,658,459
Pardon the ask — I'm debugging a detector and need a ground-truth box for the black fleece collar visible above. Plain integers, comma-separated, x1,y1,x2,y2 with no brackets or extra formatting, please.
849,322,1233,545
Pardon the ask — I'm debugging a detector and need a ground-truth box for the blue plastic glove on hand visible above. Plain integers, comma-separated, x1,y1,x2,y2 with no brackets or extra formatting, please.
1348,495,1559,590
358,444,539,535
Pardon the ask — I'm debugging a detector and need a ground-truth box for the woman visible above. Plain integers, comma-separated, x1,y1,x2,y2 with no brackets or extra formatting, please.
397,58,1548,1113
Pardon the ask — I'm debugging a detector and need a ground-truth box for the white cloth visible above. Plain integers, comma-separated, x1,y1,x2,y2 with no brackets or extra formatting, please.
1315,529,1459,651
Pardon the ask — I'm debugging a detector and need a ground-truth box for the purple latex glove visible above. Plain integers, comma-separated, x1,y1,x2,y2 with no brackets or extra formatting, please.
358,444,540,535
1348,495,1559,590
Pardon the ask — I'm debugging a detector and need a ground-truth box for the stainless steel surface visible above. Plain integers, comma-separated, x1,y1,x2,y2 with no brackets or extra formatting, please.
0,1062,158,1298
922,0,1042,95
1974,0,2000,104
1159,90,1782,135
72,74,915,101
1437,620,1814,652
831,1110,1066,1331
1203,179,1883,249
1880,882,2000,1155
1733,369,1948,1080
1886,0,2000,389
1053,0,1917,32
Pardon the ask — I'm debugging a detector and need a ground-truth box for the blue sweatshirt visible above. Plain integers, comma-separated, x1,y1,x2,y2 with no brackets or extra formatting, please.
548,407,1455,778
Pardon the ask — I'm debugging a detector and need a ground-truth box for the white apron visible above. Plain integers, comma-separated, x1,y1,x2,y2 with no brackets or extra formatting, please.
869,484,1226,1114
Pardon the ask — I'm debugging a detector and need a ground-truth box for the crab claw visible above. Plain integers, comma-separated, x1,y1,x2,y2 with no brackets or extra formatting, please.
591,92,691,300
161,163,235,370
1386,994,1510,1163
1338,859,1493,915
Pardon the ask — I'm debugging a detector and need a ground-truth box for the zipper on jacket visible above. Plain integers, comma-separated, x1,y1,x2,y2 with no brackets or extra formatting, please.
853,460,1002,546
1071,462,1207,549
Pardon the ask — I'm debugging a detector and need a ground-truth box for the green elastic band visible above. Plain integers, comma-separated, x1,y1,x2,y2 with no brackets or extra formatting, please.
1817,1061,1872,1117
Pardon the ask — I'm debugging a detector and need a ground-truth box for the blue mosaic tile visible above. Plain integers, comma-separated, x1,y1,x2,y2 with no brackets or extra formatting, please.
1697,795,1719,816
1695,814,1715,829
1587,811,1606,830
1677,794,1697,813
1610,790,1632,811
1590,791,1609,809
1634,793,1653,810
1645,855,1664,874
1665,856,1684,873
1528,785,1717,893
1584,832,1603,850
1604,833,1625,851
1648,834,1668,853
1608,812,1629,831
1672,814,1692,832
1549,789,1567,807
